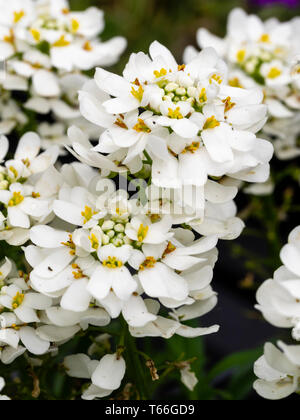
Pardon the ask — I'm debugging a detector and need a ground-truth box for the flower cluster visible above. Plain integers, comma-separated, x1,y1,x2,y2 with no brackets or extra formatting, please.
0,0,126,151
188,8,300,160
254,225,300,399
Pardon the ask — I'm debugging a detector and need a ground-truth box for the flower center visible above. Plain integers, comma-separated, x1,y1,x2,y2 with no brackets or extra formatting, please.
61,234,76,255
137,224,149,242
131,85,144,102
259,34,271,43
72,264,86,279
53,35,70,47
81,206,96,224
133,119,151,133
268,67,282,79
236,49,246,63
30,28,41,42
181,142,200,154
203,116,220,130
89,234,99,250
103,257,123,269
139,257,157,271
168,107,183,119
71,19,80,33
14,10,25,24
83,41,93,51
8,192,24,207
12,292,25,309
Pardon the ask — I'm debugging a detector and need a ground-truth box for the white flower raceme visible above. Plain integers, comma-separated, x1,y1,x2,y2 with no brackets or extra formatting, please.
0,377,10,400
64,352,126,400
25,181,220,337
0,0,126,144
254,226,300,400
0,133,60,245
256,226,300,341
189,8,300,160
254,342,300,400
71,40,271,199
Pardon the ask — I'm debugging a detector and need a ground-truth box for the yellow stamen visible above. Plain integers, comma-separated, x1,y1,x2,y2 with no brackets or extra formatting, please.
4,29,14,44
210,74,222,85
181,142,200,154
30,28,41,42
71,19,80,33
89,233,99,250
203,116,220,130
9,166,18,179
8,192,24,207
61,234,76,256
131,85,144,102
53,35,70,47
12,292,25,309
115,117,128,129
154,68,167,78
268,67,282,79
229,77,243,88
223,96,236,113
133,119,151,133
168,107,183,119
32,192,40,198
13,10,25,24
83,41,93,51
259,33,270,43
236,49,246,63
139,257,156,271
103,257,123,269
199,88,207,103
137,224,149,242
178,64,186,72
62,8,70,14
163,242,176,258
81,206,96,224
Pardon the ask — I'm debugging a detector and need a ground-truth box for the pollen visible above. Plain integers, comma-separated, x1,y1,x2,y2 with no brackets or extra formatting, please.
81,206,96,224
83,41,93,51
229,77,243,88
178,64,186,72
61,234,76,256
12,292,25,309
53,35,70,47
168,107,183,119
131,85,144,102
103,257,123,269
259,33,271,43
163,242,176,257
199,88,207,103
13,10,25,24
223,97,236,113
137,224,149,242
32,192,40,198
89,233,99,250
72,264,86,279
181,142,200,154
71,19,80,33
4,29,14,44
268,67,282,79
30,29,41,42
154,68,167,78
203,116,220,130
8,192,24,207
133,119,151,133
9,166,18,178
210,74,223,85
236,49,246,63
115,117,128,129
139,257,156,271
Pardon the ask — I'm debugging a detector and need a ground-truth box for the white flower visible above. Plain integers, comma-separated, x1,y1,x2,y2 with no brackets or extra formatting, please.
65,353,126,400
190,8,300,160
254,342,300,400
73,40,271,195
256,226,300,340
0,377,10,400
